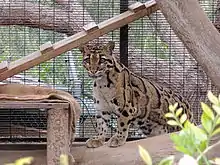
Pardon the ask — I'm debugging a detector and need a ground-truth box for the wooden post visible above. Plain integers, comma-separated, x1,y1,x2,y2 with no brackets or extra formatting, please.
47,107,70,165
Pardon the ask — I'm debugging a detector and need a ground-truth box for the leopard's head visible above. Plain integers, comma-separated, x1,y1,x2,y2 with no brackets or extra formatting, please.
79,41,115,79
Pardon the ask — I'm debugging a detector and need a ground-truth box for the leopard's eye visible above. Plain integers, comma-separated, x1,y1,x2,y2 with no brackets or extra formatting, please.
100,58,106,63
83,58,90,64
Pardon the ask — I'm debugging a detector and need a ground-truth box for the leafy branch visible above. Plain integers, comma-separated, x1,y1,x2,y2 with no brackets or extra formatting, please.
138,91,220,165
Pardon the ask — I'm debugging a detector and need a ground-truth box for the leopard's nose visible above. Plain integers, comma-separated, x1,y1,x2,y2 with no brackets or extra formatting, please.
90,70,96,74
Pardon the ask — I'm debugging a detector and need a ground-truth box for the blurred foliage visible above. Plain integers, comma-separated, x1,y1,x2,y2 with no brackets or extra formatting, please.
4,154,70,165
139,91,220,165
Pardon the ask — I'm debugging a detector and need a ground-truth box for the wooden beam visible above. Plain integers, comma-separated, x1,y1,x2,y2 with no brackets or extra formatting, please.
0,0,158,81
128,2,146,13
0,61,8,73
0,100,69,109
40,41,54,55
83,22,99,33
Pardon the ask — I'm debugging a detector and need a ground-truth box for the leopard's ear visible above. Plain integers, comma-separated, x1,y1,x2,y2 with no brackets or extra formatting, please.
103,41,115,55
106,41,115,51
79,45,90,54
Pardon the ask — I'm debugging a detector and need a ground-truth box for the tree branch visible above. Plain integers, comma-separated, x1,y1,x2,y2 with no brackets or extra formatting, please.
0,0,92,35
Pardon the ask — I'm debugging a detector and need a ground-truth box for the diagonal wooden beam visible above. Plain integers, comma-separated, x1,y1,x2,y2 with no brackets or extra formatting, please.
0,0,158,81
0,61,8,74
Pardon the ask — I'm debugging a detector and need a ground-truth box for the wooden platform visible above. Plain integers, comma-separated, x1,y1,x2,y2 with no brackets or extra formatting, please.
0,134,219,165
0,99,69,109
0,100,71,165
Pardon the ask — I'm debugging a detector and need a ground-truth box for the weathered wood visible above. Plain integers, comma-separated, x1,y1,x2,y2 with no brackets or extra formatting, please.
0,0,158,81
0,100,69,109
47,107,70,165
0,133,220,165
71,131,220,165
40,41,54,55
0,99,72,164
155,0,220,90
0,61,8,73
83,22,99,33
0,123,47,137
128,2,146,13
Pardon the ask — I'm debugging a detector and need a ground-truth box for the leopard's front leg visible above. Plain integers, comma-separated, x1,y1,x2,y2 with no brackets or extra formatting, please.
86,111,110,148
108,112,132,147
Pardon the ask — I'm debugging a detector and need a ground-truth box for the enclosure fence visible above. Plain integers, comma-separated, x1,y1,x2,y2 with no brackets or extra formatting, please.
0,0,218,142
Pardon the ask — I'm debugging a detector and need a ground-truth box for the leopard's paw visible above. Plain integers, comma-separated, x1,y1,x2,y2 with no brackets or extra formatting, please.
107,135,126,148
86,136,105,148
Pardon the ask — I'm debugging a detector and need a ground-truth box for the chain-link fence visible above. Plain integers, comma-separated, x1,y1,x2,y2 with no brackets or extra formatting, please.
0,0,218,142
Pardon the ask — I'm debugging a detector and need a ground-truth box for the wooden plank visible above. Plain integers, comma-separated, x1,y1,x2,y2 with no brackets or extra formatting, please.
1,132,219,165
128,2,146,13
0,0,158,81
0,100,69,109
40,41,54,55
0,61,8,73
83,22,99,33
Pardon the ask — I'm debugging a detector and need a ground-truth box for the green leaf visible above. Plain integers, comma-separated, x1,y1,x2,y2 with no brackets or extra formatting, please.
175,108,183,117
164,113,174,118
175,145,193,155
158,156,174,165
201,102,215,120
216,118,220,125
167,120,179,126
213,105,220,115
180,114,187,124
190,124,208,142
201,112,212,134
183,120,192,129
198,140,208,152
60,154,69,165
170,132,194,155
138,145,152,165
169,133,180,144
169,103,178,112
212,127,220,136
210,157,220,165
14,157,34,165
208,91,219,105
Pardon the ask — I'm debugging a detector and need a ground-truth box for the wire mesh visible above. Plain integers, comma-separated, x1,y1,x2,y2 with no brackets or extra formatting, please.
0,0,219,143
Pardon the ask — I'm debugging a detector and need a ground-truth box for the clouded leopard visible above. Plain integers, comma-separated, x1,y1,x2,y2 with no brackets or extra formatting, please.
80,41,193,148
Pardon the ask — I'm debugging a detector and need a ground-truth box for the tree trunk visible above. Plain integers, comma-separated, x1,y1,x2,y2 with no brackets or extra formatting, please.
148,10,212,119
155,0,220,91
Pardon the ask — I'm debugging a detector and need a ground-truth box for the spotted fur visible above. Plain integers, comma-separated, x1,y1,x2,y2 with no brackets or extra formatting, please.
80,41,193,148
